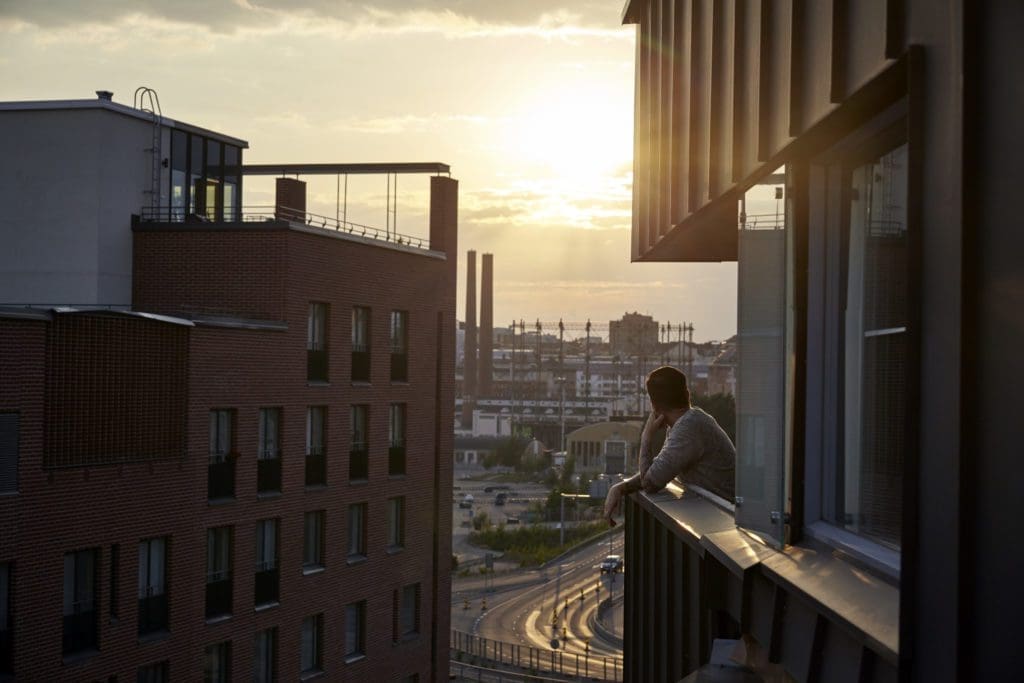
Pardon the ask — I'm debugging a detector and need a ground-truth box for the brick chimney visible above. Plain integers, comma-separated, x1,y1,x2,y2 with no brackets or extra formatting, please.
479,253,494,397
463,250,477,427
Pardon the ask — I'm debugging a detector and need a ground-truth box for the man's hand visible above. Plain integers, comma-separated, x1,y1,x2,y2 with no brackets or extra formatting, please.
642,410,667,441
603,482,624,527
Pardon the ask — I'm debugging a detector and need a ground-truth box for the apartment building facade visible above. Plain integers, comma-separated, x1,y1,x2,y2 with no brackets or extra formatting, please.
0,94,457,682
619,1,1021,682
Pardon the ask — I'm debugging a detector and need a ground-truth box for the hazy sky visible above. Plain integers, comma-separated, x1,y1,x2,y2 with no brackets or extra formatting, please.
0,0,739,341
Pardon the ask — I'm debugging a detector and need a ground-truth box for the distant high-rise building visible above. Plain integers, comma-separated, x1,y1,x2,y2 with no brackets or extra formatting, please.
479,252,494,396
608,311,659,357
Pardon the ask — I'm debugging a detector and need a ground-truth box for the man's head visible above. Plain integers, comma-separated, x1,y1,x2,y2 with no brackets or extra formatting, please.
646,366,691,413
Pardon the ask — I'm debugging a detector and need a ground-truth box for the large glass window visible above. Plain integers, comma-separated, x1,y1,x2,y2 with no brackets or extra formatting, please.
347,503,366,559
224,145,240,222
388,403,406,476
62,548,98,655
257,408,281,494
387,496,405,550
344,601,366,660
303,511,325,570
301,614,324,675
254,519,279,606
307,303,329,382
306,406,326,486
203,641,231,683
205,527,232,619
137,537,168,635
350,405,368,481
253,627,277,683
170,130,187,220
208,410,235,500
352,306,371,382
189,134,204,217
205,139,222,221
390,310,408,382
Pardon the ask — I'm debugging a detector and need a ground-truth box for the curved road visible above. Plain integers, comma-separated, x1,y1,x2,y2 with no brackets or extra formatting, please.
453,530,625,664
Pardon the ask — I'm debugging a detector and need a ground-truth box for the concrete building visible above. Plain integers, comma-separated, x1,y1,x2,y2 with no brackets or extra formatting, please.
619,1,1023,682
565,421,643,475
608,312,660,356
0,93,457,682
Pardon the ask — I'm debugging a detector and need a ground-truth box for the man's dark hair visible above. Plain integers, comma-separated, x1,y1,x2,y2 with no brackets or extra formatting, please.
646,366,691,410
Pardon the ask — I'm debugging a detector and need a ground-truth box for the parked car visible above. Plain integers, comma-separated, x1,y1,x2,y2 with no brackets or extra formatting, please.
458,494,474,509
494,492,507,506
505,516,520,525
600,555,624,573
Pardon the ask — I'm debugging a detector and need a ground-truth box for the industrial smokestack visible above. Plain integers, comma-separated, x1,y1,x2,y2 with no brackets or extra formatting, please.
463,250,478,427
479,253,494,397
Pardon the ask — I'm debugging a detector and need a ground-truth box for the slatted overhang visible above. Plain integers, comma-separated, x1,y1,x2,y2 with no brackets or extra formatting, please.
622,0,907,262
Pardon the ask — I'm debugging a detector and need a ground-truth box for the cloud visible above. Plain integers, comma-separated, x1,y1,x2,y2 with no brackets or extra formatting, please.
0,1,628,38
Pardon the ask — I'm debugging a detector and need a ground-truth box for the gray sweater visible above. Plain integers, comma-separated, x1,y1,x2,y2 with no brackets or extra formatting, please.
623,407,736,501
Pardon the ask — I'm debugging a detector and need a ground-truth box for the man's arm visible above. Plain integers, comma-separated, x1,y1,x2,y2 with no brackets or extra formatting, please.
603,411,664,524
641,417,701,492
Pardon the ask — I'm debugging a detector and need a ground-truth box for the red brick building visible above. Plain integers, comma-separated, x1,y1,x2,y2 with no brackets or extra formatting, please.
0,96,457,682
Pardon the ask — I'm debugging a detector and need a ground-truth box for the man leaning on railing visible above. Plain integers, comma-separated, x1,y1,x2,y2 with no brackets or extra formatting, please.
603,366,736,525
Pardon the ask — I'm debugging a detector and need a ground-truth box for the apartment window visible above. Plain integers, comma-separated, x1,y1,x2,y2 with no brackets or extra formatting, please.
257,408,282,494
137,537,168,635
0,413,18,494
388,404,406,476
207,410,235,501
347,503,367,560
390,310,408,382
349,405,368,481
305,407,326,487
394,583,420,641
203,641,231,683
300,614,324,676
344,601,366,661
386,497,405,550
62,548,98,655
253,627,277,683
303,511,325,571
136,660,169,683
307,303,329,382
352,306,371,382
254,520,279,606
205,527,232,619
1,563,11,676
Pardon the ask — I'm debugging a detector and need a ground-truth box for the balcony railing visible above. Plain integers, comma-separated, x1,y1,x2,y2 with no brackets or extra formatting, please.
205,576,232,619
257,456,281,494
349,448,368,481
254,567,279,606
208,458,236,500
390,352,408,382
352,350,371,382
307,348,328,382
305,450,326,487
138,205,430,250
138,592,168,635
388,446,406,476
62,608,97,655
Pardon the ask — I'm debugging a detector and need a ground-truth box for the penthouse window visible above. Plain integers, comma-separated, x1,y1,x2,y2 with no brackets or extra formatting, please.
352,306,371,382
254,519,279,607
349,405,368,481
386,496,405,550
62,548,98,656
207,409,235,501
257,408,282,495
305,407,327,487
307,303,329,383
205,527,232,620
388,403,406,476
137,537,169,636
390,310,408,382
168,128,242,222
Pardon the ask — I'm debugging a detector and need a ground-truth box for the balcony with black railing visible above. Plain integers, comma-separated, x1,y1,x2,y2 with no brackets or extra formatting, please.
254,565,279,606
388,445,406,476
257,455,281,494
305,448,326,487
352,349,371,382
349,447,368,481
390,351,408,382
62,607,97,655
138,591,169,636
205,575,232,620
307,348,328,383
208,456,236,501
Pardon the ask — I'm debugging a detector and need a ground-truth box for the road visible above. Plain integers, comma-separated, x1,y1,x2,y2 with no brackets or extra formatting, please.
451,528,625,664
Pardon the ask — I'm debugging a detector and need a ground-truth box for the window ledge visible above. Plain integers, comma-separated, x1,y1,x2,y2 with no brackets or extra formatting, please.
344,653,366,665
349,479,368,486
207,497,236,506
307,381,331,387
346,554,368,566
137,629,170,645
254,601,280,612
205,614,232,625
257,490,282,500
386,545,405,555
300,669,326,681
350,381,372,387
388,473,406,480
62,649,100,667
390,381,410,386
804,521,900,580
634,484,900,662
394,633,420,645
303,565,326,576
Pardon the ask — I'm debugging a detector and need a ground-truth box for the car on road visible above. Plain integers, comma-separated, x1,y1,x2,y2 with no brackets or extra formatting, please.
600,555,623,574
458,494,474,509
494,492,507,506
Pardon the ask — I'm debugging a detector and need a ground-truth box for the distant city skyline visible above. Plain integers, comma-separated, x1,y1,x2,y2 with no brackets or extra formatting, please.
0,0,748,341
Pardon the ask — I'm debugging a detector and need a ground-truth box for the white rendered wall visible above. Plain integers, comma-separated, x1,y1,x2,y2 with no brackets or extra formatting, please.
0,108,165,306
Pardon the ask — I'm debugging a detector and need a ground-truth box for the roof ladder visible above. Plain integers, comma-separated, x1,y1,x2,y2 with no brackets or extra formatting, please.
134,87,163,214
